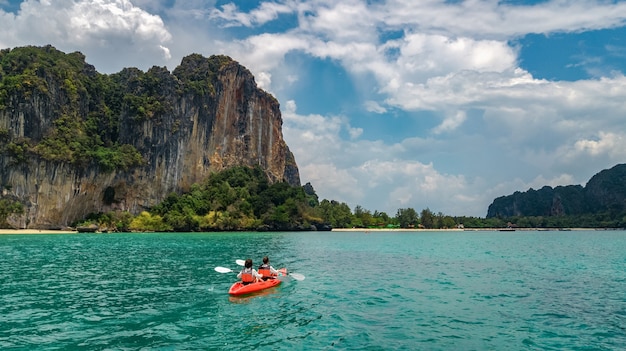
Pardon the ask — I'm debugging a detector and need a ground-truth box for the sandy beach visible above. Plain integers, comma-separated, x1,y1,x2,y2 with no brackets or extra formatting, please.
331,227,596,232
0,229,78,235
331,228,464,232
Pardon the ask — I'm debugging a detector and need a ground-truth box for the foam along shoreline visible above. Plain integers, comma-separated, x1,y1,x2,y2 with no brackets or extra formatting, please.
0,229,78,235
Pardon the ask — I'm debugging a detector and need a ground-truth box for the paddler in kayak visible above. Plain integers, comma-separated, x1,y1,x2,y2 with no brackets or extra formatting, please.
258,256,279,280
237,259,263,285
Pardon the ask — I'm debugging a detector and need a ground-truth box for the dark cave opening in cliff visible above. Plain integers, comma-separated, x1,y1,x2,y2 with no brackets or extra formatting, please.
103,187,115,205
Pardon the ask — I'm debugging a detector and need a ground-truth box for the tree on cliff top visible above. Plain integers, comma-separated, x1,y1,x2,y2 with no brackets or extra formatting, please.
0,45,143,171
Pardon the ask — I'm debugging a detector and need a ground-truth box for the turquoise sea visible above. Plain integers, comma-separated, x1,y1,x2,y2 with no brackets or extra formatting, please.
1,230,625,350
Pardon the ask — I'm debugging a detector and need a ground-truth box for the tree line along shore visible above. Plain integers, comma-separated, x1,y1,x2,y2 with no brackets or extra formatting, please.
1,227,617,235
1,165,624,232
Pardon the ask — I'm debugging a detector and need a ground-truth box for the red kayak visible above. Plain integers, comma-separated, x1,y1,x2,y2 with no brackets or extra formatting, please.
228,268,287,296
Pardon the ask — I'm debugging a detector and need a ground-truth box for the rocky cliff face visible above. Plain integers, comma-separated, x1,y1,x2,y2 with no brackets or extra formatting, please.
0,46,300,229
584,163,626,211
486,164,626,218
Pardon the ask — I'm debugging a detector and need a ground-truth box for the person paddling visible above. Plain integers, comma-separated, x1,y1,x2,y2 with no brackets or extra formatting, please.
237,259,263,285
258,256,279,280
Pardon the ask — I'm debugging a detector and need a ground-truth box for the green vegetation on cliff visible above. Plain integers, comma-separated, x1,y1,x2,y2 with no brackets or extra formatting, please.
0,197,23,228
77,163,626,232
172,53,232,96
487,164,626,228
149,165,323,231
0,45,144,171
79,165,324,232
0,46,262,174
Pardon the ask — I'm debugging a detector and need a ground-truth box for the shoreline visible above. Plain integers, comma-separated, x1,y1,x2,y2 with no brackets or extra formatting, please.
331,227,606,232
0,228,618,235
332,228,464,232
0,229,78,235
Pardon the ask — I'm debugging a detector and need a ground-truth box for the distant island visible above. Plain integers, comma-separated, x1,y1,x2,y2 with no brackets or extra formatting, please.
487,163,626,229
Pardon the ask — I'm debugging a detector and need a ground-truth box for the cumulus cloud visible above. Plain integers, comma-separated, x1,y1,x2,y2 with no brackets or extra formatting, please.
557,132,626,166
282,101,483,215
382,0,626,39
394,34,516,75
364,100,387,114
214,32,310,74
300,0,377,41
282,100,357,165
433,110,466,134
0,0,172,72
210,1,294,27
574,132,626,157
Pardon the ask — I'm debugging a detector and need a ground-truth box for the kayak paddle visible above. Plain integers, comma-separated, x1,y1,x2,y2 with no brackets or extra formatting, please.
289,273,305,281
215,266,235,273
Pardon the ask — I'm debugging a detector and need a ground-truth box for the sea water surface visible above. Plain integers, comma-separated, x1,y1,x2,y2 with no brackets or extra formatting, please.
0,230,625,350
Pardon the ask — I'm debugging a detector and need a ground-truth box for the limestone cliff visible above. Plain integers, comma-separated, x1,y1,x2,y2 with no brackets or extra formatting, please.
0,45,300,229
486,164,626,218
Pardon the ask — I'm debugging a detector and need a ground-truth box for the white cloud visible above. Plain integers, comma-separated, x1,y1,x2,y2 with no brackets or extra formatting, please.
433,110,466,134
353,159,483,216
394,33,517,75
364,100,387,114
1,0,172,72
282,101,486,215
561,132,626,162
282,100,357,165
382,0,626,39
300,163,363,201
210,1,294,27
215,32,309,74
159,44,171,60
255,71,272,90
300,0,377,41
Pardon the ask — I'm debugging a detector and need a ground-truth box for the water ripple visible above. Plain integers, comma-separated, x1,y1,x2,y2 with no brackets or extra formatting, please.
0,231,625,350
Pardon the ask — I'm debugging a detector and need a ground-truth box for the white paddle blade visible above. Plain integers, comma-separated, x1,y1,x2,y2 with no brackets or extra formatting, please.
235,259,245,266
290,273,305,281
215,267,233,273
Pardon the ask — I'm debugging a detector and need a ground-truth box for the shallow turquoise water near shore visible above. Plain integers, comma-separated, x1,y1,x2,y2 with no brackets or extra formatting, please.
1,230,625,350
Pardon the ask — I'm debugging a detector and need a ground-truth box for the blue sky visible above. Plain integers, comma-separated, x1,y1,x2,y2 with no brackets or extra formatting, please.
2,0,626,217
